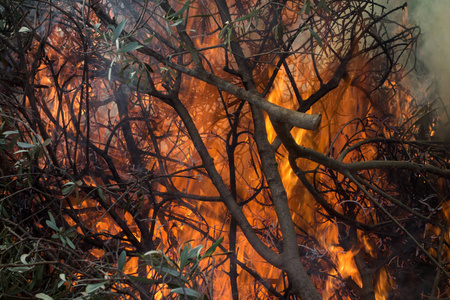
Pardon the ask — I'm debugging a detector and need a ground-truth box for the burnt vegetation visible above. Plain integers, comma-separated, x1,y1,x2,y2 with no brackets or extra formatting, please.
0,0,449,299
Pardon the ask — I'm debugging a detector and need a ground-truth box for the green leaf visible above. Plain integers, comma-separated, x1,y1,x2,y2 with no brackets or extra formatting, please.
301,0,311,14
59,273,66,282
57,280,65,288
17,141,35,148
118,41,143,53
272,23,285,42
233,9,260,23
118,250,126,271
170,287,202,298
20,253,30,264
61,182,75,196
179,245,189,270
93,23,101,32
171,19,184,27
160,265,182,277
46,212,59,231
42,138,51,147
189,14,213,18
308,27,323,47
165,21,172,36
318,0,332,14
19,26,31,33
144,63,154,74
165,0,192,21
48,211,56,223
98,188,107,203
127,275,157,285
8,266,33,273
13,149,28,154
34,264,44,286
85,282,105,294
202,237,223,258
66,236,76,249
144,36,154,44
2,130,18,137
35,293,54,300
112,20,127,42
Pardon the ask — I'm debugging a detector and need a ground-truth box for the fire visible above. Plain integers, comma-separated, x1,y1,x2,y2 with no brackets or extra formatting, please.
264,54,379,299
2,0,449,299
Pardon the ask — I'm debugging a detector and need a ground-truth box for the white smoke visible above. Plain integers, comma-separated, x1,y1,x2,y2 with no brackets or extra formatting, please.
407,0,450,139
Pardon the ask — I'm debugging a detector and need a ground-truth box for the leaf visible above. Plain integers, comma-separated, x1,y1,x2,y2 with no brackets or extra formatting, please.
165,21,172,36
19,26,31,33
46,212,59,231
171,19,184,27
144,250,161,257
61,182,75,196
8,266,32,273
112,20,127,42
34,264,44,286
20,253,30,264
190,245,203,258
160,265,182,277
308,27,323,47
13,149,28,154
85,282,105,294
179,244,202,270
144,63,154,73
301,0,311,14
118,250,126,271
272,23,285,42
98,188,107,202
233,9,260,23
57,280,65,288
318,0,332,14
42,138,51,147
2,130,18,137
179,245,189,270
165,0,192,21
170,287,202,298
118,42,143,53
93,23,101,32
65,236,75,249
189,14,213,18
17,141,35,148
127,275,157,285
35,293,54,300
144,36,154,44
108,56,116,81
202,237,223,258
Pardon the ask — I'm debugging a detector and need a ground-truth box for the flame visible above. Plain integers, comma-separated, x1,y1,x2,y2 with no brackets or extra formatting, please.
36,20,374,299
24,1,446,299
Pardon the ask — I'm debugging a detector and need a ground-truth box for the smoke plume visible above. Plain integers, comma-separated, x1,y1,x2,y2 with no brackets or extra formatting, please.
407,0,450,139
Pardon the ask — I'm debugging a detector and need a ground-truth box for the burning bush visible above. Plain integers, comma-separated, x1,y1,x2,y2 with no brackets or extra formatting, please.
0,0,449,299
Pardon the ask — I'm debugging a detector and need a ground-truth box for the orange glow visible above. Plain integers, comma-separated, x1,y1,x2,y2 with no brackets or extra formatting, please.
25,1,444,299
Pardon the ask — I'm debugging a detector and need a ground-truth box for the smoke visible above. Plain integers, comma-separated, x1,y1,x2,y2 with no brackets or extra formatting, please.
407,0,450,139
408,1,450,99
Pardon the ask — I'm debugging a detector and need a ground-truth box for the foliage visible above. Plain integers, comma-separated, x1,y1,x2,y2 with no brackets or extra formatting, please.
0,111,221,299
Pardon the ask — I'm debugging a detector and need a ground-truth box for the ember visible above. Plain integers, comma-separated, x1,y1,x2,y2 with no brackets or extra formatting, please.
0,0,449,299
